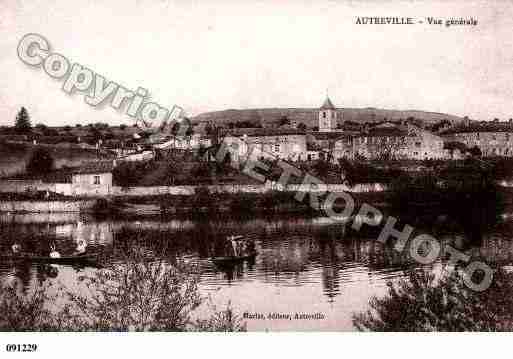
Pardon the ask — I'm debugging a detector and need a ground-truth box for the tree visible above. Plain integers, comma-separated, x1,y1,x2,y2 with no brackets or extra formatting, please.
181,118,194,137
297,123,307,131
35,123,47,131
205,122,213,136
278,116,290,127
88,126,103,141
14,107,32,133
171,121,181,148
469,145,482,157
42,128,59,136
26,148,54,174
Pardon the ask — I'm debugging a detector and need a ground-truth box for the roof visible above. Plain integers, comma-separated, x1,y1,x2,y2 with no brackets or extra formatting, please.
221,128,306,137
320,96,336,110
72,161,114,175
441,122,513,135
310,131,356,140
354,125,408,138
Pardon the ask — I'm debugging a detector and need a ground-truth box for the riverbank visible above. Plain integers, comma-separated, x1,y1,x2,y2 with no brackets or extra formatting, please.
2,185,513,215
0,199,96,213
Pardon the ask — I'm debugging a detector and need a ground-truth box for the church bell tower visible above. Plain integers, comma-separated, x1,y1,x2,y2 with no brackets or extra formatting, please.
319,96,338,132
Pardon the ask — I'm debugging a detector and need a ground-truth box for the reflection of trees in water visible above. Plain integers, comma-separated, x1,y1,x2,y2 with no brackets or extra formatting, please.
259,236,311,275
318,239,340,303
0,219,114,258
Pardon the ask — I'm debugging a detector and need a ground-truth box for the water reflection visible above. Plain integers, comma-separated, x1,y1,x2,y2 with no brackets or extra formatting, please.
1,213,513,330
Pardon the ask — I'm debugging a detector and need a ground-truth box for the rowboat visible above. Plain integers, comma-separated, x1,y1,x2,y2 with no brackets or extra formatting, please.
0,253,99,265
211,252,257,265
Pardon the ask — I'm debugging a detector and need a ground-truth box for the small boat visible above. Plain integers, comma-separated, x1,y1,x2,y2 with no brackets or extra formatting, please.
211,252,257,265
0,253,100,265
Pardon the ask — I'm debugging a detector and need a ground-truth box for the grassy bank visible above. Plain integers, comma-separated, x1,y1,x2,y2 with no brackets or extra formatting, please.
92,188,389,219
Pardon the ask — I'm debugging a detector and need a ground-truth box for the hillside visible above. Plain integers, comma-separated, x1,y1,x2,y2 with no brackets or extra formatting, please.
192,107,465,128
0,141,115,178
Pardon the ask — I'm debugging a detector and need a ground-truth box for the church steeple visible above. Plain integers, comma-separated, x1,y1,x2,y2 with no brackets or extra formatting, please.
320,96,336,110
319,95,338,132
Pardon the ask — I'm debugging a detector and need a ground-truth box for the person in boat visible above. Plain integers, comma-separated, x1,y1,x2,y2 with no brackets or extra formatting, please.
228,236,238,257
244,238,255,255
74,239,88,256
236,240,244,257
49,243,61,259
11,242,21,255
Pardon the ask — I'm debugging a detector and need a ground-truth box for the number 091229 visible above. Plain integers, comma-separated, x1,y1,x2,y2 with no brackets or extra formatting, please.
5,344,38,352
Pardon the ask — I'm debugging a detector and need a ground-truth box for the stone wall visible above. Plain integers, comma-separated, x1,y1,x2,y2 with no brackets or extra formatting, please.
0,179,56,193
0,179,388,197
111,181,387,196
111,185,196,196
0,200,95,212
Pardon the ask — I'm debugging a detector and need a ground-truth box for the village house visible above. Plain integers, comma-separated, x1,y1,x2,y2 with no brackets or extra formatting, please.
333,122,446,160
440,122,513,157
221,128,308,162
0,160,115,196
70,161,114,196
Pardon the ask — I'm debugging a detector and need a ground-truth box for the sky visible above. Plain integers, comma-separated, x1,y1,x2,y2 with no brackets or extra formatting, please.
0,0,512,126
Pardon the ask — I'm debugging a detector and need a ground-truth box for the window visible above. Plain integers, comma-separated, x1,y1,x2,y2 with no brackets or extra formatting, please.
93,175,101,185
274,144,280,153
322,112,326,118
415,142,421,147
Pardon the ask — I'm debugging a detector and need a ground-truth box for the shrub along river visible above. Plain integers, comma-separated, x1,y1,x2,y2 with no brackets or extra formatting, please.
1,212,513,331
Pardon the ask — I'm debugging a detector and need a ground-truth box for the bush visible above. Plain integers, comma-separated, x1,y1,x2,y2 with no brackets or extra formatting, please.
353,268,513,331
339,159,404,185
61,252,203,331
191,186,218,212
387,160,504,241
229,193,255,214
0,246,247,332
0,283,56,331
26,148,54,175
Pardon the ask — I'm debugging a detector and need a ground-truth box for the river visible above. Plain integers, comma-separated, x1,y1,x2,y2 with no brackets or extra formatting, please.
1,212,513,331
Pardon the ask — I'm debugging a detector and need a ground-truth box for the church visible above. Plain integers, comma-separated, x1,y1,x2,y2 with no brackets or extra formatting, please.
318,96,341,132
220,96,346,162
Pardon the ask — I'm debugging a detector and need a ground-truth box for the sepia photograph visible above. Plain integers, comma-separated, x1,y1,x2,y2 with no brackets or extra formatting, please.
1,0,513,353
